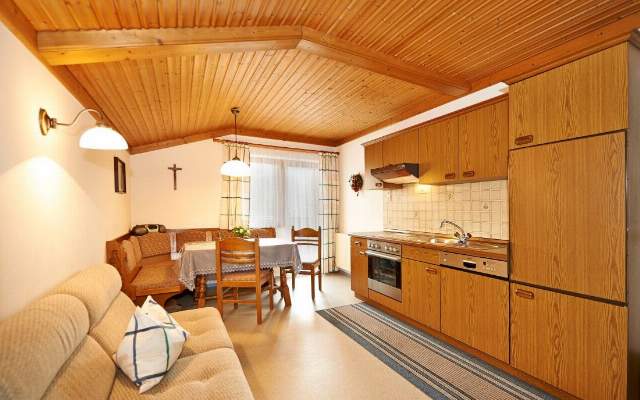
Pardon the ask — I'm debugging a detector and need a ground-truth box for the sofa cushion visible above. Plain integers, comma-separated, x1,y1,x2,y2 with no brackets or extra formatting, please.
138,233,171,258
90,292,136,356
0,294,89,400
175,230,207,252
121,240,138,275
109,348,254,400
42,337,115,400
171,308,234,356
129,236,143,264
131,264,181,296
50,264,122,328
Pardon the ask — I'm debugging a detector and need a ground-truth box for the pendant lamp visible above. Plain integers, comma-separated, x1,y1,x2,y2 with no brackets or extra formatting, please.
220,107,250,177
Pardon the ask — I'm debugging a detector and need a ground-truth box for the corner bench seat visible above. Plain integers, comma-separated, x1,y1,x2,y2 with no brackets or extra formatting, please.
0,264,251,400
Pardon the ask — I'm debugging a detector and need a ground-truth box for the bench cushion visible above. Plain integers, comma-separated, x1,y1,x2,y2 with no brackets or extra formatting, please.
138,233,171,258
131,263,181,296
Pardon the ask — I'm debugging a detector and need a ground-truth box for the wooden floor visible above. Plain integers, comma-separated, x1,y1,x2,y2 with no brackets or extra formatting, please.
219,272,428,400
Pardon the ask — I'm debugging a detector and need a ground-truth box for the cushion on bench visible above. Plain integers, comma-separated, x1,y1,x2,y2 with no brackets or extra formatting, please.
131,263,181,296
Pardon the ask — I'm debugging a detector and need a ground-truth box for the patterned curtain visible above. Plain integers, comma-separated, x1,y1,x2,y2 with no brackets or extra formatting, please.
220,143,250,229
319,153,339,273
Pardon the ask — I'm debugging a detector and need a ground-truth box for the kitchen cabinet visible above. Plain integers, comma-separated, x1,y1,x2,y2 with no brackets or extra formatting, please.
509,43,628,149
418,117,459,184
509,132,626,302
363,141,384,190
402,259,440,330
510,284,627,400
382,128,419,166
350,237,368,298
440,267,509,363
459,99,508,180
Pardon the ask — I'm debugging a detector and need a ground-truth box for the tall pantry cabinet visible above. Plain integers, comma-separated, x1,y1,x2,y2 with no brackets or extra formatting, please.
508,41,640,400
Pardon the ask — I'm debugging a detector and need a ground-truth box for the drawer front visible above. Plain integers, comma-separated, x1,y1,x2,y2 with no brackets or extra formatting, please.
351,237,366,249
403,245,440,264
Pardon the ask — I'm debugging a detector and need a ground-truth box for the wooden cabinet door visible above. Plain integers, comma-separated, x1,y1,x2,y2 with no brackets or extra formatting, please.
382,128,419,166
509,44,628,149
440,268,509,362
364,141,384,189
402,259,440,330
350,244,368,298
509,132,626,301
419,117,459,184
510,284,627,400
459,99,508,180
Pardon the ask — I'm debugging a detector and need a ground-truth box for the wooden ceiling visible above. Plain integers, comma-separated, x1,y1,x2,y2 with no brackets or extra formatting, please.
4,0,640,153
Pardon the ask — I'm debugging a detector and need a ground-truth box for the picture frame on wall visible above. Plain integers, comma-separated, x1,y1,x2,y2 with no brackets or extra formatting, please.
114,157,126,194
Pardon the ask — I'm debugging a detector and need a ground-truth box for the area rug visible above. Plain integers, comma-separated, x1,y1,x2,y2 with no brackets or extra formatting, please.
317,303,555,400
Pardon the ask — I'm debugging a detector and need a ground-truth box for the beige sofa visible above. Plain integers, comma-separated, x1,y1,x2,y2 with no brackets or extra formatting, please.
0,264,254,399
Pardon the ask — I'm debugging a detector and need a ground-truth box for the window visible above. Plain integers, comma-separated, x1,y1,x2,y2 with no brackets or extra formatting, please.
249,148,320,233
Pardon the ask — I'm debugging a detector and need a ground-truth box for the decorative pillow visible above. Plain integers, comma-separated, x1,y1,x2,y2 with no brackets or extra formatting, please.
114,299,189,393
140,296,189,337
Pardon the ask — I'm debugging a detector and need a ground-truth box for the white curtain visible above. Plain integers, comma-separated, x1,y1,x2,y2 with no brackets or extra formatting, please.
250,148,320,232
220,143,250,229
319,153,339,273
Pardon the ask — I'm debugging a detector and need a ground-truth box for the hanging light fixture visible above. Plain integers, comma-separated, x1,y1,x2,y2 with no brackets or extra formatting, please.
39,108,128,150
220,107,250,177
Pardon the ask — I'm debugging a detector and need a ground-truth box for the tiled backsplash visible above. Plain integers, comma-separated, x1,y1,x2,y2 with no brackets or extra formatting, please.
383,180,509,240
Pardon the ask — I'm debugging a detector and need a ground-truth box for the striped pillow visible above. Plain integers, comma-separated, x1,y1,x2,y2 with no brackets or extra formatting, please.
114,300,189,393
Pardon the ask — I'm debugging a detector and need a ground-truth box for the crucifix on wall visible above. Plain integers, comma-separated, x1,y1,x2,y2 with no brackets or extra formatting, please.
168,164,182,190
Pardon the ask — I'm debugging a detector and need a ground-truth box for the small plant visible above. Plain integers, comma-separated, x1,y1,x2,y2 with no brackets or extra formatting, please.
231,226,251,238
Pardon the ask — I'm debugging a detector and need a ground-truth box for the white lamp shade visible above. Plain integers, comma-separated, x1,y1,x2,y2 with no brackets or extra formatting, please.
79,125,128,150
220,157,250,177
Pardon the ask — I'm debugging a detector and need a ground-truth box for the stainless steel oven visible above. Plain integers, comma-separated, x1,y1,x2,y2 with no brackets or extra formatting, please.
366,240,402,301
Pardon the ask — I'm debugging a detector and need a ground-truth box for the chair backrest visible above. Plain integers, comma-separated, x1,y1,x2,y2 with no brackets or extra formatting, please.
291,226,321,262
251,227,276,238
215,237,261,282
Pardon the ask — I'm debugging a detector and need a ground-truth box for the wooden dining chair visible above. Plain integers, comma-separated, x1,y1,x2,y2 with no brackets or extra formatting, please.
215,237,274,324
291,226,322,301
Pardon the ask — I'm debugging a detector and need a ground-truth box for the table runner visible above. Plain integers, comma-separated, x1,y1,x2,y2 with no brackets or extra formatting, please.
179,238,302,290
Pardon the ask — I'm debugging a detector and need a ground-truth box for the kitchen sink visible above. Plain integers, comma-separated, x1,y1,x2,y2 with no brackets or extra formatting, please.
428,237,459,245
428,237,502,250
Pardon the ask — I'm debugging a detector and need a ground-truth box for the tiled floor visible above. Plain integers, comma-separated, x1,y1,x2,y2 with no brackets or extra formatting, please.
171,272,428,400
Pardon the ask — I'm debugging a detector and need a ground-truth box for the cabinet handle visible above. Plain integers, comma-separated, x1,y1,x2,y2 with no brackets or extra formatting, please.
354,241,361,246
424,267,438,274
462,170,475,178
359,251,365,255
514,135,534,145
515,289,534,299
444,172,456,180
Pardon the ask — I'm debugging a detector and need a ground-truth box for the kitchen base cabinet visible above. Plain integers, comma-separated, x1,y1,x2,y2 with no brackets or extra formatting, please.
510,284,627,400
350,238,368,298
402,259,440,331
441,268,509,363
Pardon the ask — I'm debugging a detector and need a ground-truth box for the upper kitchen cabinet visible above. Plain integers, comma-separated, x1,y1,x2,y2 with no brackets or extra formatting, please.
419,118,459,184
382,128,419,166
509,43,628,149
459,99,508,180
509,132,626,302
363,140,384,189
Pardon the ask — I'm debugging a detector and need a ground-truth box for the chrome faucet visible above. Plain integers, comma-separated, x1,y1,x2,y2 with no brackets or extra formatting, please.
440,219,472,244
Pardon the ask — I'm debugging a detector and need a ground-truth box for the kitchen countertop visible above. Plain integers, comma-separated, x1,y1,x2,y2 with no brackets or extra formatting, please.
350,231,509,262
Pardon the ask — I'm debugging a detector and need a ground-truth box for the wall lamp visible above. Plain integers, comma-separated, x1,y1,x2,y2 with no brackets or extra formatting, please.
39,108,128,150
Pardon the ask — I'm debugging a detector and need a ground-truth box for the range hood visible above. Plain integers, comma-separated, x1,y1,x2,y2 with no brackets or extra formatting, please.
371,163,419,184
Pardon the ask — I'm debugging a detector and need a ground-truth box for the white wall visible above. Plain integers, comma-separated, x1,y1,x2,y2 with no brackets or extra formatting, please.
130,141,224,228
0,23,131,319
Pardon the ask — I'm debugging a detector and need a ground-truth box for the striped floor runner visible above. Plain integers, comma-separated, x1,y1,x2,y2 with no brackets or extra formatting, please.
317,303,556,400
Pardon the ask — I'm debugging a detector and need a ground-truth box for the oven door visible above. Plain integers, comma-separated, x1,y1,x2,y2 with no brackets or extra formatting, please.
366,250,402,301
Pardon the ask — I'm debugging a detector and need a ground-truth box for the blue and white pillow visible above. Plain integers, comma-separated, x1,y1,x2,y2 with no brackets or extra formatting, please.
114,297,189,393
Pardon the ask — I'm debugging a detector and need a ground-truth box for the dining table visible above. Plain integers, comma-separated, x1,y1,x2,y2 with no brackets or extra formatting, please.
178,238,302,308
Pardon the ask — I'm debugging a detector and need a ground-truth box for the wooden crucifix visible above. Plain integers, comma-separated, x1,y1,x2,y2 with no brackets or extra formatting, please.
168,164,182,190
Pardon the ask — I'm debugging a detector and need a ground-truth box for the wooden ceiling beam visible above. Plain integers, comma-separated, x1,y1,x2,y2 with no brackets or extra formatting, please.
298,28,469,96
37,25,468,96
129,128,339,155
38,26,302,65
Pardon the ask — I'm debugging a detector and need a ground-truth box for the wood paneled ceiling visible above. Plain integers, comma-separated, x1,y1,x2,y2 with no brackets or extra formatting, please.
6,0,640,153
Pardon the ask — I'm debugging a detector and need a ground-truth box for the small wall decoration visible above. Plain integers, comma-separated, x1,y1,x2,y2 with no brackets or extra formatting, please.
349,173,364,196
114,157,126,194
